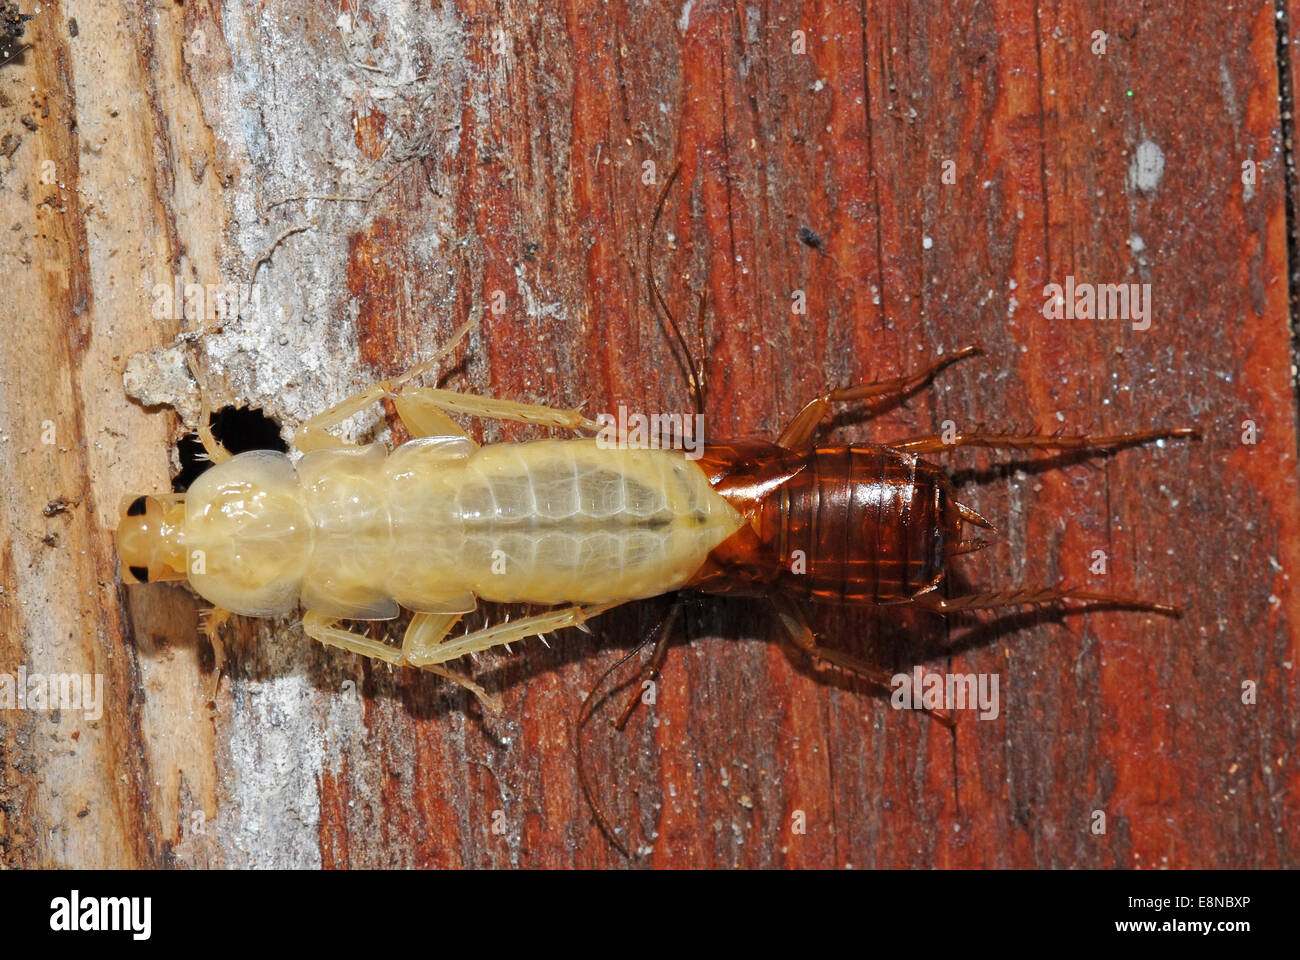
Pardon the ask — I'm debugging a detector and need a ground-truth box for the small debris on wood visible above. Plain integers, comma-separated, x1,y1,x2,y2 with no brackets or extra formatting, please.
798,226,823,249
122,343,202,425
0,2,32,65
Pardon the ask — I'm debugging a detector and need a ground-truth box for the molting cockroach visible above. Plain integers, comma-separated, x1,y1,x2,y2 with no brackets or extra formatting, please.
115,171,1195,856
116,328,1192,673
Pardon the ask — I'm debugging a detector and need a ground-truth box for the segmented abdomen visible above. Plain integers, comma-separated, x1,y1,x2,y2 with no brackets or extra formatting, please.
387,440,744,606
772,447,948,603
688,442,955,604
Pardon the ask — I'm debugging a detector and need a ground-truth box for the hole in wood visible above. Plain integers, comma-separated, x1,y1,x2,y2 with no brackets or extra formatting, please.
172,406,289,492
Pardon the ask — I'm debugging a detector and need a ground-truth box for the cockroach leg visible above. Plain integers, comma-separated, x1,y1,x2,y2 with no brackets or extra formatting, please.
392,391,477,444
914,587,1181,617
391,320,605,438
407,602,624,664
295,383,392,452
399,610,461,658
386,387,604,437
885,426,1198,456
777,345,981,452
614,602,681,730
770,594,955,727
294,319,477,451
385,317,476,392
198,606,232,696
402,612,501,712
198,605,231,642
190,372,233,465
303,611,405,663
295,373,477,450
308,609,503,710
419,662,503,714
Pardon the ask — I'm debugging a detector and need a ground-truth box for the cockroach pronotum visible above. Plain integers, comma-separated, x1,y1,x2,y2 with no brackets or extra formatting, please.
115,169,1195,856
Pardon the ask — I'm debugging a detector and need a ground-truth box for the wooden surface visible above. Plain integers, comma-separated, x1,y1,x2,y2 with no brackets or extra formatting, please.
1,0,1296,868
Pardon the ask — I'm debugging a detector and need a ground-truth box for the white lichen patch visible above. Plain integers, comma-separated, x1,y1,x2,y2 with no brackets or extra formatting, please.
1128,140,1166,194
222,670,325,868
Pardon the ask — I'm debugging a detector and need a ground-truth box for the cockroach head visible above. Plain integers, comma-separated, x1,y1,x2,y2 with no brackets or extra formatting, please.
116,494,187,585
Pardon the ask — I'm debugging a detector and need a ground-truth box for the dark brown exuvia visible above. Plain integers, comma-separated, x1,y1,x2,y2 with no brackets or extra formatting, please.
691,440,962,605
683,347,1194,631
592,342,1196,742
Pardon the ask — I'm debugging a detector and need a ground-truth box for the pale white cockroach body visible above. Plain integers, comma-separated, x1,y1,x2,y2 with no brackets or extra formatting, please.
180,437,744,620
116,322,753,692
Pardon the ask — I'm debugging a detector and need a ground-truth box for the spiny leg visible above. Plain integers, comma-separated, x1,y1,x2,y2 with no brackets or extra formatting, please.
303,610,404,663
294,319,476,451
300,377,603,451
199,606,231,644
303,610,503,711
296,315,605,449
913,586,1181,617
295,383,391,452
393,392,476,444
402,611,501,712
386,317,475,392
399,610,461,663
390,319,604,436
305,604,622,674
391,387,604,437
300,377,477,450
415,602,623,665
770,594,955,727
885,426,1198,456
778,345,981,452
198,606,232,696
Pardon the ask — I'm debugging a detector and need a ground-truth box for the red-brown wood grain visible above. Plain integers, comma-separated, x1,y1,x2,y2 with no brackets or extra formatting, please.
1,0,1296,868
